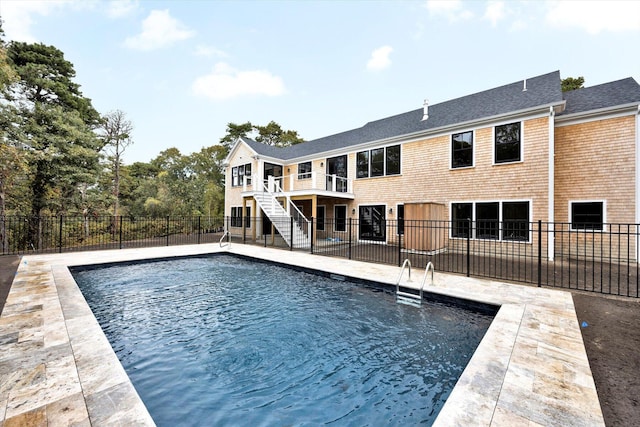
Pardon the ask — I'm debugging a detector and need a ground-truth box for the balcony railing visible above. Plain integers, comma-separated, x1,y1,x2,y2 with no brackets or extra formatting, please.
243,172,352,194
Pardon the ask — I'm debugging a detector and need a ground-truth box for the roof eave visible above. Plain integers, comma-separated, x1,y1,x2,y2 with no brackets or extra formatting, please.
282,101,565,163
555,102,640,124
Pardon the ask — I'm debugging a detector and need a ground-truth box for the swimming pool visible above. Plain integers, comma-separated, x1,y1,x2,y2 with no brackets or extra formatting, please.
72,254,494,426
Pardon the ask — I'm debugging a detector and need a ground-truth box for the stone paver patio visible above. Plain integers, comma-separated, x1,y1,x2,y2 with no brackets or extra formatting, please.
0,244,604,426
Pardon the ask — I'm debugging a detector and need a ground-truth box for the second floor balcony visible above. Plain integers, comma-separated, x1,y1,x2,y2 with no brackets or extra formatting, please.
242,172,355,199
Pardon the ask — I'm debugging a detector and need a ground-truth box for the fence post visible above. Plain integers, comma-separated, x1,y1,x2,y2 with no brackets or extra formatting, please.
310,217,314,254
58,215,63,253
119,215,123,249
243,215,247,244
538,220,542,287
398,227,402,267
290,216,294,251
198,216,201,244
466,218,471,277
166,216,170,246
348,217,352,260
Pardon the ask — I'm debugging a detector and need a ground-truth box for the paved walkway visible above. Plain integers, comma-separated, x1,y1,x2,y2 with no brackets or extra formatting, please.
0,244,604,426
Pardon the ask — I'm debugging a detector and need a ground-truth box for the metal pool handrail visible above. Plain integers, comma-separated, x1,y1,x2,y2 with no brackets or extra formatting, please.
396,260,435,307
219,230,230,248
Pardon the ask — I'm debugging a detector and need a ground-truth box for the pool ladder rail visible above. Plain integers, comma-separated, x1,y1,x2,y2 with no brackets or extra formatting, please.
395,260,434,307
219,230,230,248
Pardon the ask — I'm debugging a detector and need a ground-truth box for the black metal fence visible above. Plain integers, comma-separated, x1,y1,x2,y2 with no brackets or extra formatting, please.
228,217,640,298
0,215,226,255
2,215,638,298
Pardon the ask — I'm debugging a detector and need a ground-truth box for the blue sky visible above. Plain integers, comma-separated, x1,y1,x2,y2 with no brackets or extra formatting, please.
2,0,639,164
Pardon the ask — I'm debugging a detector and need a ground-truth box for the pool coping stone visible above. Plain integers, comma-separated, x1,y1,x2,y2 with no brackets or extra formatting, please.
0,244,605,426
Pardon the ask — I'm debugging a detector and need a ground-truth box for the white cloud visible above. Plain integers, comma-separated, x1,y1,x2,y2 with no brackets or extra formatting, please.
483,1,505,27
366,46,393,71
193,44,228,58
124,9,195,51
425,0,473,22
192,62,286,100
106,0,140,19
546,0,640,34
1,0,73,42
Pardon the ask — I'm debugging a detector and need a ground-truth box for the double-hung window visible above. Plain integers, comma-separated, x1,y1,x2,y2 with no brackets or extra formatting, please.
495,122,522,164
452,131,473,168
571,201,604,230
356,145,401,178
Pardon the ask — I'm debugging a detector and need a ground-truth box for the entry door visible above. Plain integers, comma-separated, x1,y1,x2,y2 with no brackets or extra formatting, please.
326,155,347,192
359,205,386,242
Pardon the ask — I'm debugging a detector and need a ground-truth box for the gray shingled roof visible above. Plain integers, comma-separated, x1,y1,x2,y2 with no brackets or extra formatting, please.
248,70,634,161
559,77,640,116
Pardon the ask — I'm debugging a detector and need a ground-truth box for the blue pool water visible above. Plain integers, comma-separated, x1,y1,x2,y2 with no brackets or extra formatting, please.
72,255,494,426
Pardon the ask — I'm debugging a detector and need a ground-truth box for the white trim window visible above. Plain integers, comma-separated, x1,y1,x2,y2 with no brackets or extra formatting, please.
570,201,605,231
356,144,401,178
231,163,252,187
451,200,531,241
494,122,522,164
298,161,312,179
451,130,474,168
230,206,243,227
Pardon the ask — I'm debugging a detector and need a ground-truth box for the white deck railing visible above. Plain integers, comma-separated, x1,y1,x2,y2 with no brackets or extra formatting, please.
242,172,352,194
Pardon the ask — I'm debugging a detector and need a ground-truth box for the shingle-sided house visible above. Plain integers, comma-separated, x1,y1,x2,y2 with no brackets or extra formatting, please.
223,71,640,258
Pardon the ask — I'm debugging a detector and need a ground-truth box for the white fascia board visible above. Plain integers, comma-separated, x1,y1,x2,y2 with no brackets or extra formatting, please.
223,137,258,166
555,103,640,127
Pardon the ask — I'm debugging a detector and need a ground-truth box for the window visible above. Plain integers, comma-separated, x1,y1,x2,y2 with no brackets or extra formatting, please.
503,202,529,240
298,162,312,179
495,122,521,164
359,205,386,241
386,145,401,175
571,202,604,230
316,205,326,231
356,151,369,178
452,131,473,168
370,148,385,177
230,207,242,227
452,203,472,238
356,145,401,178
231,163,252,187
476,202,499,239
326,156,348,192
451,201,531,241
334,205,347,232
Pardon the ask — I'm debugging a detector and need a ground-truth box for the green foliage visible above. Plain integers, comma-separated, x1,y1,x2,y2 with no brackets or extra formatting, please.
561,76,585,92
219,120,305,151
219,121,253,151
2,42,102,218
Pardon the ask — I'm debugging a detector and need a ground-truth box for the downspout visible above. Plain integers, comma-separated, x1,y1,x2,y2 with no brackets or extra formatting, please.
636,105,640,263
548,106,555,261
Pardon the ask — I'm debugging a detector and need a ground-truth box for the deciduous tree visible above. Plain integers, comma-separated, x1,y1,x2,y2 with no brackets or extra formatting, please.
100,110,134,219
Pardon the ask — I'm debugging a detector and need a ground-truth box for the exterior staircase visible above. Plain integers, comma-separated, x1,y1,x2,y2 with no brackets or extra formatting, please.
252,180,311,249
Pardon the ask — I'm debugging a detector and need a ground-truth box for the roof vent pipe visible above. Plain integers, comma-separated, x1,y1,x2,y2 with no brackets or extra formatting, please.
422,99,429,121
523,79,527,92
